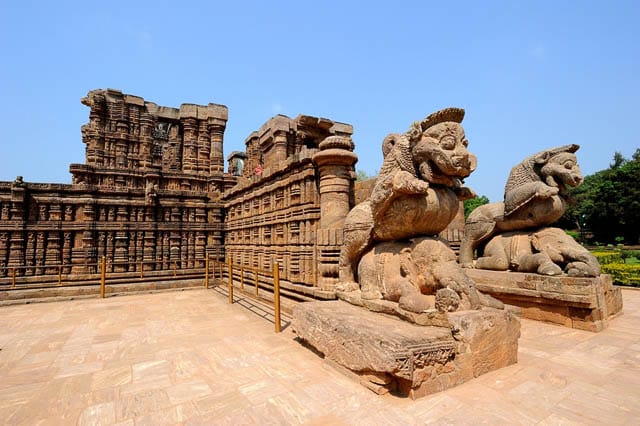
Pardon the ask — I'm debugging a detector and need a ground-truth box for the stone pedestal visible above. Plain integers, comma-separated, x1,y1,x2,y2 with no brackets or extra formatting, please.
292,300,520,399
466,270,623,332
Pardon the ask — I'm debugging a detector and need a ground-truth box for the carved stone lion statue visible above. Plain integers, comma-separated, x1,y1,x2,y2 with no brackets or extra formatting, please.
459,144,583,268
339,108,477,288
475,227,600,277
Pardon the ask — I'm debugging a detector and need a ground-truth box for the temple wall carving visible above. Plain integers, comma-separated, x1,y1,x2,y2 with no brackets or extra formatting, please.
0,89,466,303
223,115,356,300
0,89,232,277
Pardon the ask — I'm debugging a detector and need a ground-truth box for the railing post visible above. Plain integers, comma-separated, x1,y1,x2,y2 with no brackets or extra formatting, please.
205,255,209,289
228,257,233,304
11,268,16,288
240,266,244,291
100,256,106,299
273,261,281,333
58,265,62,286
254,268,259,297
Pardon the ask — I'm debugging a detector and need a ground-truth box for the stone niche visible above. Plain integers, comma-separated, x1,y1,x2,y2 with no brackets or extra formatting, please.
293,300,520,398
467,269,623,332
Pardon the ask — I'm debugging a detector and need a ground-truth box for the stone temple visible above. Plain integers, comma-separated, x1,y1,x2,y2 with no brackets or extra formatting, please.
0,88,464,301
0,89,621,399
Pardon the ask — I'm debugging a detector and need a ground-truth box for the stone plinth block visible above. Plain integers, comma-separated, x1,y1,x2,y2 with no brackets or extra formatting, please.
466,270,623,332
292,300,520,399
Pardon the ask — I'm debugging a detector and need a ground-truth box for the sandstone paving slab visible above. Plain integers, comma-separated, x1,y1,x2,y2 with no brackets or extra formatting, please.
0,288,639,424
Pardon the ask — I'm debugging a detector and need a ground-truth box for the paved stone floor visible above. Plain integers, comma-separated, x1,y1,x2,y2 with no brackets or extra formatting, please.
0,286,639,425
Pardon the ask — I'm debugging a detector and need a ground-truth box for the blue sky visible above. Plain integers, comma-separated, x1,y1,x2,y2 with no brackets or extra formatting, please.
1,0,638,202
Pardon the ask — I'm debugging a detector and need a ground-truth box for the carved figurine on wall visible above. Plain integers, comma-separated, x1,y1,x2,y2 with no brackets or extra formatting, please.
145,182,158,205
337,108,502,316
459,144,599,277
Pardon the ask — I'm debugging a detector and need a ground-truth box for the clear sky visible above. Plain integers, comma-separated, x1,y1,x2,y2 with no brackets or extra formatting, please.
1,0,638,202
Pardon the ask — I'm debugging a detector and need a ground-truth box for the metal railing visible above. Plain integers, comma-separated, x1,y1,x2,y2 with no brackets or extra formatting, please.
207,257,283,333
1,254,283,333
0,258,206,291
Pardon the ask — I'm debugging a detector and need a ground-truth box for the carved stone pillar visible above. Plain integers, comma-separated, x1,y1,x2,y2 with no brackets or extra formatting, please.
182,117,198,173
8,232,25,275
196,232,206,267
312,136,358,290
0,232,8,276
106,233,114,270
34,232,45,275
25,232,35,275
180,233,188,269
272,130,288,166
136,232,144,266
185,233,193,268
45,231,61,273
169,232,180,270
128,231,137,270
114,230,128,272
10,179,25,221
312,136,358,230
140,113,154,168
162,233,170,270
115,135,128,169
144,231,156,270
197,121,210,175
208,122,225,174
62,232,72,273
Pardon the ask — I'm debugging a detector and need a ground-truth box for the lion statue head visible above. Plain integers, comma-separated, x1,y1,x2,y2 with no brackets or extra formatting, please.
405,108,477,188
504,144,583,215
538,150,583,194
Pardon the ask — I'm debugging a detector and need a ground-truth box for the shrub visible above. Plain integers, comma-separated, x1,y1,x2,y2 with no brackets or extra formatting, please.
601,263,640,287
591,250,623,265
621,249,640,261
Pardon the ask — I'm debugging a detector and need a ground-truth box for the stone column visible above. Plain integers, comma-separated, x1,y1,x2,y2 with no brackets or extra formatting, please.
77,203,96,273
8,179,26,275
195,232,206,267
312,136,358,290
312,136,358,230
62,232,72,273
139,113,154,168
197,121,210,175
0,232,9,276
8,232,25,275
144,231,156,270
208,123,225,175
26,232,35,275
181,117,198,174
34,232,45,275
272,131,289,166
45,231,61,273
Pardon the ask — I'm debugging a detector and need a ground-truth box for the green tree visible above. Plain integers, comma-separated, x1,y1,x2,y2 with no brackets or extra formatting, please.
356,170,376,181
565,149,640,244
463,195,490,219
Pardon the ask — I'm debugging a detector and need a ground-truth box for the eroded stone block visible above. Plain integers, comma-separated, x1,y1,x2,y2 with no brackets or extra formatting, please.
467,269,623,331
292,300,520,399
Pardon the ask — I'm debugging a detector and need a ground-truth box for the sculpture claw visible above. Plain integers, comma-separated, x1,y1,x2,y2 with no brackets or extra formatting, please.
536,186,559,199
